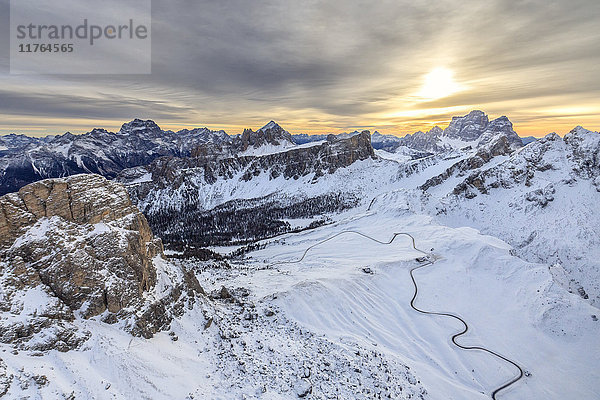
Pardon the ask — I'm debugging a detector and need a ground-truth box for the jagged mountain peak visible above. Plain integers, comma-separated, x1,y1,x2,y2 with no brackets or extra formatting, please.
256,121,294,142
259,120,284,132
565,125,598,139
236,121,295,152
464,109,486,118
89,127,111,135
477,114,522,148
443,110,489,141
398,110,522,153
564,126,600,165
119,118,162,134
176,127,231,143
428,126,443,135
449,109,487,123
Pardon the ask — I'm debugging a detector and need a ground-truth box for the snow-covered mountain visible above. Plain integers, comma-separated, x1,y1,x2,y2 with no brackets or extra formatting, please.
0,112,530,196
421,126,600,306
0,119,230,195
118,130,377,246
111,116,600,311
0,134,55,154
1,113,599,399
293,111,524,155
399,110,523,153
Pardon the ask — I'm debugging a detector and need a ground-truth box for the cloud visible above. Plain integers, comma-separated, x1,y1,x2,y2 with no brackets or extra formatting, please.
0,0,599,135
0,90,193,120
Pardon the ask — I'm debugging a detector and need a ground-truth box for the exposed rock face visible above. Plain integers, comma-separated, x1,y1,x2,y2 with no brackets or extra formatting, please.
242,130,375,180
399,126,444,153
477,116,523,148
294,130,405,153
0,175,161,309
399,110,523,153
119,118,163,135
0,174,202,351
564,126,600,179
444,110,489,141
234,121,295,152
119,131,374,247
420,134,515,192
0,119,231,195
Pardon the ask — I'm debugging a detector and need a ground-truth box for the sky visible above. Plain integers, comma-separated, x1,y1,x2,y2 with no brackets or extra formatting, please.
0,0,599,137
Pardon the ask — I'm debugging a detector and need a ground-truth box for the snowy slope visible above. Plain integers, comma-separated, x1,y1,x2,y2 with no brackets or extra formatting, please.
425,127,600,307
3,188,597,399
203,192,600,399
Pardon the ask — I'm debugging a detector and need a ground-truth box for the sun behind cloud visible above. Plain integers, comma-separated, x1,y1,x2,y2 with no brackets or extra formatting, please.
417,67,463,101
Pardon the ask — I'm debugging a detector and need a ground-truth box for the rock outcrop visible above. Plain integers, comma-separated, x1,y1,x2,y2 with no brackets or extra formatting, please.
398,126,445,153
399,110,523,153
419,134,515,192
118,131,375,247
234,121,295,152
0,174,202,351
477,115,523,148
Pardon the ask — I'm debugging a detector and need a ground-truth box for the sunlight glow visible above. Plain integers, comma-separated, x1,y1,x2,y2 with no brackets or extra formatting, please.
417,68,462,100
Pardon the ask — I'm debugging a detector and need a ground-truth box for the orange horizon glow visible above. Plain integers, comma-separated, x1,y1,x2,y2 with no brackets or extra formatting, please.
1,111,597,139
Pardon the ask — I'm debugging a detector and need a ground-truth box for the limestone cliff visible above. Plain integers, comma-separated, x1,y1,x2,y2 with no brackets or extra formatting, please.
0,174,202,351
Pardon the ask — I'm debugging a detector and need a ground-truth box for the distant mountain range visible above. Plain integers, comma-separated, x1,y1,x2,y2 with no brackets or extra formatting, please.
0,119,229,195
0,111,537,195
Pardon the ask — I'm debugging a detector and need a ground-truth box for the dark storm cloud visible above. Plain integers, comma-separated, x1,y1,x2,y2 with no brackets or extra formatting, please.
141,0,445,115
150,0,424,89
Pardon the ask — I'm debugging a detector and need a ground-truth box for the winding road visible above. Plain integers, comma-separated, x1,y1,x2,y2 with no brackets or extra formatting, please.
269,230,524,399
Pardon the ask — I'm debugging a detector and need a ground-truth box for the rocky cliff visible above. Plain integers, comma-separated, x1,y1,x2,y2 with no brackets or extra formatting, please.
419,134,516,192
399,110,523,153
0,174,203,351
119,131,375,247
